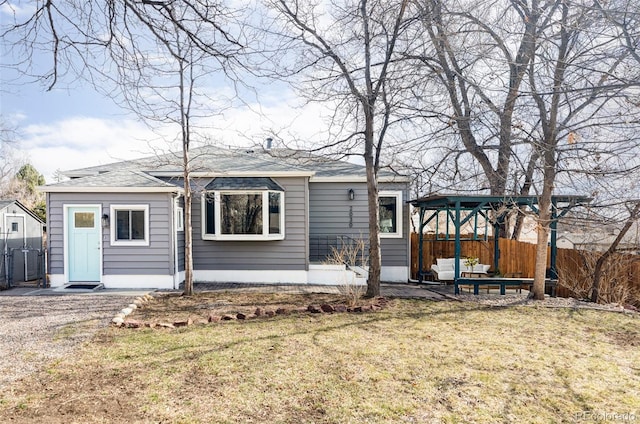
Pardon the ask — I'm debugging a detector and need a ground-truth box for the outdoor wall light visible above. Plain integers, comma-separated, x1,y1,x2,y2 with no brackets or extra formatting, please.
348,188,355,201
102,214,110,228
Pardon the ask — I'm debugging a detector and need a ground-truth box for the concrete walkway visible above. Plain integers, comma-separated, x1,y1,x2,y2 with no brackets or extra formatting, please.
1,282,449,300
0,286,153,297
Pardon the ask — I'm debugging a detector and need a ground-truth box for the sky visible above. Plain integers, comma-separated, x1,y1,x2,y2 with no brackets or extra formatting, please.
1,63,328,183
2,77,329,183
0,3,332,184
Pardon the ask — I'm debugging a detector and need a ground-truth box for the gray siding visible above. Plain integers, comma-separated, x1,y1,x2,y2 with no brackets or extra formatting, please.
192,177,308,271
308,181,410,267
48,192,174,276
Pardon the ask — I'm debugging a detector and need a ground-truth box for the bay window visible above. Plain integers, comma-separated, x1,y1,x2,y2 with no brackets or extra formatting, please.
202,178,285,241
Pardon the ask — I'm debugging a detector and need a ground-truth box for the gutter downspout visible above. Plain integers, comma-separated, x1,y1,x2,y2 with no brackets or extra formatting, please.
172,193,179,290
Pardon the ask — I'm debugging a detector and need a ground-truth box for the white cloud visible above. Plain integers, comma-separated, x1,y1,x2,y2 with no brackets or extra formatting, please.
17,89,356,184
21,117,165,182
0,2,37,19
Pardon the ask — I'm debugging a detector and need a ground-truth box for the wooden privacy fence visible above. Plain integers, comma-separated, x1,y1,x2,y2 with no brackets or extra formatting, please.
410,233,544,279
410,233,640,300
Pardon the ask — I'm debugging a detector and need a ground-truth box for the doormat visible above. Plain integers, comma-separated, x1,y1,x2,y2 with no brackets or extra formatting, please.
65,284,103,290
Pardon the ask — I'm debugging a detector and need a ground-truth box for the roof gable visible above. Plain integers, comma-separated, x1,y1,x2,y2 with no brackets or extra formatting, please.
0,199,45,223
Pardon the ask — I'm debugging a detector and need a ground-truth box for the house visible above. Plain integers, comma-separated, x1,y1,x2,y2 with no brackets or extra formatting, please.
40,147,410,289
0,199,45,285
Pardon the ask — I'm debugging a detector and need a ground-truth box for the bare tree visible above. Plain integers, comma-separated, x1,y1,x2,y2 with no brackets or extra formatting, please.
523,0,640,299
409,0,640,300
257,0,412,297
412,0,549,197
2,1,245,295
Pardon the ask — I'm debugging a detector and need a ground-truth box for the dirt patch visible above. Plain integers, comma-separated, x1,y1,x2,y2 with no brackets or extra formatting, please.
124,291,388,327
608,329,640,347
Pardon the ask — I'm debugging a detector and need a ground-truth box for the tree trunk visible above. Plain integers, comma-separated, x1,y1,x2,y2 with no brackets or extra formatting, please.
531,154,556,301
365,164,381,298
364,104,381,298
179,52,194,297
182,157,194,296
532,204,550,300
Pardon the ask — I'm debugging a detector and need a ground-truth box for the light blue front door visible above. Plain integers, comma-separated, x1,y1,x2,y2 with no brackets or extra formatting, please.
67,206,101,282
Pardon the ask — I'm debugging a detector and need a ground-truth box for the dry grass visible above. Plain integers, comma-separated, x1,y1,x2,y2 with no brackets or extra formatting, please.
1,294,639,423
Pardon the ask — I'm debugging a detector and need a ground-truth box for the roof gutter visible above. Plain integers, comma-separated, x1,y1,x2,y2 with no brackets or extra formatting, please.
149,171,316,178
310,175,411,183
38,186,184,194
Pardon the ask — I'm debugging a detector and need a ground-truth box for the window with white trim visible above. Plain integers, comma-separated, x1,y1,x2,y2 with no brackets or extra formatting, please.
202,178,285,241
176,206,184,232
379,191,403,238
202,192,285,240
110,205,149,246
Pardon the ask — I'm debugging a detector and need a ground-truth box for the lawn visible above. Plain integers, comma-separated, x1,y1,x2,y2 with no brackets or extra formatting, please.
1,294,639,423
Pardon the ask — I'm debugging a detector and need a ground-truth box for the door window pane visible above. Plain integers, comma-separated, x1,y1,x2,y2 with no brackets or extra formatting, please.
74,212,94,228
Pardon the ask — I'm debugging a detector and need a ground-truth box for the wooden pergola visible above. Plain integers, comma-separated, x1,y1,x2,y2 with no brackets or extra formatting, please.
410,194,592,293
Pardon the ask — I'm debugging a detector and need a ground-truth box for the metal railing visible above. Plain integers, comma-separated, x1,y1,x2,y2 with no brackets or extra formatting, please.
309,235,368,267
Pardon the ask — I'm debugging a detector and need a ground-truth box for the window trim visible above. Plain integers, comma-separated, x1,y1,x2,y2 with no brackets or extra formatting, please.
201,191,285,241
110,204,150,246
379,191,403,239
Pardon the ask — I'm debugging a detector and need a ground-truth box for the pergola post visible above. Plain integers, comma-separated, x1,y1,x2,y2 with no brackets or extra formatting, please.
549,198,559,280
454,200,462,281
493,220,500,274
418,207,425,283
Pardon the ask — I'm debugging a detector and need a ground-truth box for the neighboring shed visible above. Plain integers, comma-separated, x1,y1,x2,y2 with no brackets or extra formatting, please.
0,200,45,286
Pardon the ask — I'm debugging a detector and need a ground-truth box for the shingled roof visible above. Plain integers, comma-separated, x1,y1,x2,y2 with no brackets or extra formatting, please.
42,146,406,191
42,170,184,192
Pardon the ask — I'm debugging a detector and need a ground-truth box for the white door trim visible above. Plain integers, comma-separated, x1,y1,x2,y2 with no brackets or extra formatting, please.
63,204,103,284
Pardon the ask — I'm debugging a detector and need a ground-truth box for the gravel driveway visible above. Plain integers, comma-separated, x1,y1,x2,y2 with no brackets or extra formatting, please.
0,290,145,390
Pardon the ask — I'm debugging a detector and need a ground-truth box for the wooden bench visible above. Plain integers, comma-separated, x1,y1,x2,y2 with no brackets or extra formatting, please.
455,277,558,296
